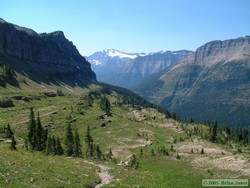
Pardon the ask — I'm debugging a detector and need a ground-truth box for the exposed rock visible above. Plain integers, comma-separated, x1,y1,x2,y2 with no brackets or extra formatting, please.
0,18,96,85
100,123,106,128
0,100,14,108
44,92,56,97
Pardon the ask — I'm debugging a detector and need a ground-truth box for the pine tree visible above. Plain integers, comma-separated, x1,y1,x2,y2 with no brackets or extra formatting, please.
10,135,17,150
45,136,52,155
41,129,48,150
129,154,139,169
74,128,82,157
35,113,43,151
56,137,64,155
51,136,56,155
95,145,102,160
100,96,111,115
28,107,36,149
201,148,205,154
5,123,13,138
140,148,143,156
151,148,155,156
106,148,113,159
210,121,218,143
65,124,74,157
85,125,94,158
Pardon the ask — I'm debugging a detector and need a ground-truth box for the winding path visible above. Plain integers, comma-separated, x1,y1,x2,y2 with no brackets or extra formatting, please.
83,160,113,188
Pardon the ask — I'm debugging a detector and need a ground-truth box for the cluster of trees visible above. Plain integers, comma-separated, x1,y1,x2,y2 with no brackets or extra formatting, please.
224,126,249,144
1,124,17,150
45,135,64,155
26,108,64,156
64,124,82,157
2,65,15,79
27,108,49,151
129,154,139,169
27,108,81,157
26,108,109,161
209,122,218,143
0,65,19,87
84,125,105,160
100,96,111,116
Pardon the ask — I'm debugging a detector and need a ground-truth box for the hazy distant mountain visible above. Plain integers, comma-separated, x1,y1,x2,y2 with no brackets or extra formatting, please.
87,49,146,77
88,49,193,89
137,36,250,127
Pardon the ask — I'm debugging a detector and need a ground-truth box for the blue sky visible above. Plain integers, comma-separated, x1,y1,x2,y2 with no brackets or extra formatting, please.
0,0,249,56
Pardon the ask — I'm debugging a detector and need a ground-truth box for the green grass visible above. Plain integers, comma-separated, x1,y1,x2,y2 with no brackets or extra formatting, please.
0,143,100,187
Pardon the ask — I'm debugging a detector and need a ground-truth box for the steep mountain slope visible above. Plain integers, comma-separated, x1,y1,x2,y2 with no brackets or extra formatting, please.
138,36,250,126
0,18,96,86
88,49,192,89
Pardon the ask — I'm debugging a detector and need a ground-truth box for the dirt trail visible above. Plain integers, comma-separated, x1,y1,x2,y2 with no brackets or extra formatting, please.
95,164,113,188
83,160,113,188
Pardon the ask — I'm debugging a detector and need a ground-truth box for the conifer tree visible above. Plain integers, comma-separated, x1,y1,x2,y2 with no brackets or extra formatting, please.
41,129,48,150
85,125,94,158
100,96,111,115
74,128,82,157
65,124,74,156
95,145,102,160
5,123,13,138
51,136,56,155
201,148,205,154
10,135,17,151
35,112,43,151
56,137,64,155
210,121,218,143
129,154,139,169
28,107,36,149
45,135,52,155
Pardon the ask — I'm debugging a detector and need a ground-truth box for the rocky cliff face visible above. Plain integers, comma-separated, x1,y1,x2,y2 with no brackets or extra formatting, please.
0,18,96,84
138,36,250,127
176,36,250,68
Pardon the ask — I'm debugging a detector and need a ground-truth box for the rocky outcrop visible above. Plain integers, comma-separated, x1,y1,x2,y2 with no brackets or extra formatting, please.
0,18,96,83
0,100,14,108
176,36,250,67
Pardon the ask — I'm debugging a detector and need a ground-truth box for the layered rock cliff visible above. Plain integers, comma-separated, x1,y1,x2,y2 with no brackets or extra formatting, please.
0,18,96,84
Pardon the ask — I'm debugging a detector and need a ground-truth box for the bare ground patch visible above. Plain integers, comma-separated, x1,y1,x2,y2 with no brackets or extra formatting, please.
176,140,250,177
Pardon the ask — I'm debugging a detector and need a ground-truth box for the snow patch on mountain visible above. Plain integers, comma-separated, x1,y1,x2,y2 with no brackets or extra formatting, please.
90,59,102,65
103,49,146,59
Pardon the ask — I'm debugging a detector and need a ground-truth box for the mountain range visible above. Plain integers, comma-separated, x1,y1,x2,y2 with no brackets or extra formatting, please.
87,49,192,89
137,36,250,126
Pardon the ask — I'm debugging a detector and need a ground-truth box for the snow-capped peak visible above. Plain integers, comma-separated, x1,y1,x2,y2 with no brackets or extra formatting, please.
103,49,146,59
